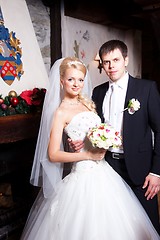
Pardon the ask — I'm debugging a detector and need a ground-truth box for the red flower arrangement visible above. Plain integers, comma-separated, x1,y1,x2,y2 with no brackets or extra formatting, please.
20,88,46,106
0,88,46,117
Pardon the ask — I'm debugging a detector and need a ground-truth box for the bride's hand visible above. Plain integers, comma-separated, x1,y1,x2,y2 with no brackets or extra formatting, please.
87,149,106,161
68,138,84,152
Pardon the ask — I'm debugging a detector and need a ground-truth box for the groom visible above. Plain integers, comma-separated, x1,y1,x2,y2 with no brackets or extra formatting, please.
70,40,160,234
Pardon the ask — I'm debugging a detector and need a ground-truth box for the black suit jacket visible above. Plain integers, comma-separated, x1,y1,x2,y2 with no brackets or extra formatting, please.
92,75,160,185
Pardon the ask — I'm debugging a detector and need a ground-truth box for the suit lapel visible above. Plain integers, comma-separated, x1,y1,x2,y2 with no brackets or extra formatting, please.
123,75,138,138
124,75,136,109
100,82,109,121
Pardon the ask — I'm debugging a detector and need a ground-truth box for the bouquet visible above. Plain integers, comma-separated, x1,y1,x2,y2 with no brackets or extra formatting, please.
87,123,122,149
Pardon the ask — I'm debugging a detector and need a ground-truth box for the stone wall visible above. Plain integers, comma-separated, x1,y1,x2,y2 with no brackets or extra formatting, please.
26,0,51,73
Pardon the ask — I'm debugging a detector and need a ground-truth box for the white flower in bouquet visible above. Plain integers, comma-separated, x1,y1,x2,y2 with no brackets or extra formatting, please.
87,123,122,150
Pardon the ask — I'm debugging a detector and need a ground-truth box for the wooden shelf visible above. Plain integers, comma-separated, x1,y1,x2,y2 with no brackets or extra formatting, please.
0,113,41,144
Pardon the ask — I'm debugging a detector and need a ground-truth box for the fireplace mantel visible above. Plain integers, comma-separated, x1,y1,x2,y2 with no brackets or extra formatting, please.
0,113,41,144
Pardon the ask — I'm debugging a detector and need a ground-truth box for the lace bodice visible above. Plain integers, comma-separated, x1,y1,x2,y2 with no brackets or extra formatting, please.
64,111,101,142
64,111,102,171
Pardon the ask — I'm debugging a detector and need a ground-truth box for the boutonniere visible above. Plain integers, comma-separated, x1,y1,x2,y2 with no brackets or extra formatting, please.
123,98,140,114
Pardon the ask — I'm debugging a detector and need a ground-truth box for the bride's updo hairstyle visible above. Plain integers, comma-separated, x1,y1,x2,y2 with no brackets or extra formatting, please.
60,57,96,112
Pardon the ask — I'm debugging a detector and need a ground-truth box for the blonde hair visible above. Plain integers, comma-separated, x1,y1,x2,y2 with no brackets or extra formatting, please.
60,57,96,112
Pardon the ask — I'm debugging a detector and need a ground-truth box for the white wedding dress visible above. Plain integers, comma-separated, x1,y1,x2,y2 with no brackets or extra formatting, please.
20,111,160,240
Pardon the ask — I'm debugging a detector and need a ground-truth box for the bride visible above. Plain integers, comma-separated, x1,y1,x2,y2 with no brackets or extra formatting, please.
20,57,160,240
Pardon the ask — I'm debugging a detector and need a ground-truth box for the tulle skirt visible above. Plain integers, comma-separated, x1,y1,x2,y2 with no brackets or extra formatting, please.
20,159,160,240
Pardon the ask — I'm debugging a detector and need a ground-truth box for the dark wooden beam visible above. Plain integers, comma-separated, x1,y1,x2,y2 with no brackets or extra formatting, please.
50,1,62,66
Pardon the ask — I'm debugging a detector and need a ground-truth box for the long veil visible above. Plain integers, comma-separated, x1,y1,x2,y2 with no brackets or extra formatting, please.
30,58,92,198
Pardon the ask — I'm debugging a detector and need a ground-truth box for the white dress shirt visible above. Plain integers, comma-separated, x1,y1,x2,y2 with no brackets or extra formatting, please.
102,72,129,153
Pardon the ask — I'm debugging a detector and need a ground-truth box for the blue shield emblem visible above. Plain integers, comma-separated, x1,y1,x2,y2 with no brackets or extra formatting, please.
0,7,23,86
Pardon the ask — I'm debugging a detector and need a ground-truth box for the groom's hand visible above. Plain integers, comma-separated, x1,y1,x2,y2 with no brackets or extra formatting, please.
143,174,160,200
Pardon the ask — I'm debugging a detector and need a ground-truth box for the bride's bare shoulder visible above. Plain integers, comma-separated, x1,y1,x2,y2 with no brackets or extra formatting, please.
54,106,68,119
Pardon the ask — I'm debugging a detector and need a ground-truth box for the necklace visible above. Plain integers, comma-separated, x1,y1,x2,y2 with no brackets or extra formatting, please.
62,100,80,105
